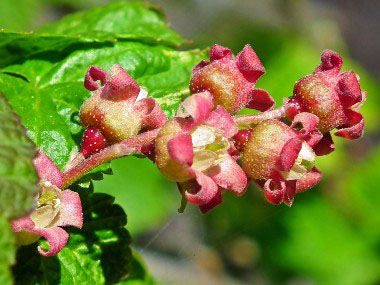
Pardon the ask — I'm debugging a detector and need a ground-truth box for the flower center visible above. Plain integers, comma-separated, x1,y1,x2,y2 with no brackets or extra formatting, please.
190,125,230,172
31,180,63,229
281,142,316,180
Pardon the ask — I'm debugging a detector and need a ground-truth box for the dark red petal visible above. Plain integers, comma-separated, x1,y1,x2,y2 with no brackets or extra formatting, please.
184,170,219,205
203,106,238,138
235,44,265,83
315,50,343,73
84,66,107,91
81,127,109,158
304,129,323,148
167,133,194,166
33,150,63,188
246,88,275,112
209,44,233,61
291,112,320,135
141,142,155,161
283,180,296,207
199,189,223,214
105,64,140,100
296,167,322,193
232,129,253,152
261,178,286,205
277,138,303,172
177,92,214,124
134,98,167,130
336,71,362,108
192,60,210,75
313,132,335,156
335,109,364,140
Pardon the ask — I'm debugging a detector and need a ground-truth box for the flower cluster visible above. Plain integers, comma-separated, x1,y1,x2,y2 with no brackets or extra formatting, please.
12,45,367,256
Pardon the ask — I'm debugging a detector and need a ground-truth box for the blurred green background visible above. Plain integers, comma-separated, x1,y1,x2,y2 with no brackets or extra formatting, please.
2,0,380,284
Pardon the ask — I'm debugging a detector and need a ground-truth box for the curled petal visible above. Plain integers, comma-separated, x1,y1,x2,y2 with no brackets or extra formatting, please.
335,109,364,140
33,150,63,188
313,132,335,156
235,44,265,83
261,178,286,205
192,60,209,75
184,170,219,205
33,227,69,257
336,71,362,108
84,66,107,91
134,98,167,130
199,189,223,214
167,133,194,166
55,190,83,229
291,112,320,135
209,44,233,61
177,92,214,124
277,138,303,172
296,167,322,193
315,50,343,73
203,106,238,138
246,88,275,112
352,90,367,111
105,64,140,100
207,155,247,196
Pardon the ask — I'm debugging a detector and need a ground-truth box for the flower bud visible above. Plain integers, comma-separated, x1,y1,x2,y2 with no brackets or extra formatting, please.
155,92,247,213
241,120,322,206
190,44,274,114
287,50,366,142
80,65,166,145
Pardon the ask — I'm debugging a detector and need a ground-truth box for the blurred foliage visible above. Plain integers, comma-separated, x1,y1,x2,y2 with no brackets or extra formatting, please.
1,0,380,284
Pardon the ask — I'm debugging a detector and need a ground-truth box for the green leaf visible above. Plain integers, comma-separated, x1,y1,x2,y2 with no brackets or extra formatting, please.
0,93,38,219
37,1,185,47
0,217,15,285
13,182,133,285
120,250,156,284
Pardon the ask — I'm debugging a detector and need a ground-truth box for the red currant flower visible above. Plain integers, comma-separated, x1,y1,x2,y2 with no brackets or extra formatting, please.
11,151,83,256
79,65,166,157
240,119,322,206
190,44,275,114
155,92,248,213
287,50,367,155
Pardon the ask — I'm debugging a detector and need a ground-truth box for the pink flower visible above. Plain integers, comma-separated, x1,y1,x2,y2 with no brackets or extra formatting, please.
11,151,83,256
79,65,166,157
286,50,367,155
190,44,275,114
240,117,322,206
155,92,247,213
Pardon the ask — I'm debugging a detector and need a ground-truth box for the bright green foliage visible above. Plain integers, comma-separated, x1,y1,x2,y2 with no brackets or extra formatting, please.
0,217,15,285
13,182,133,285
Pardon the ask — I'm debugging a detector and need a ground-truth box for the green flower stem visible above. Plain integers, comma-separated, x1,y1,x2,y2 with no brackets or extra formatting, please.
234,105,287,128
62,129,160,189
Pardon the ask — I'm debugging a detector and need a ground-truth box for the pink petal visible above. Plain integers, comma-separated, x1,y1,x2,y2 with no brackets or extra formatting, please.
167,133,194,166
192,60,209,75
184,170,219,205
33,227,69,257
11,216,35,232
313,132,335,156
291,112,320,135
105,64,140,100
261,178,286,205
296,167,322,193
203,106,238,138
336,71,362,108
81,127,109,158
235,44,265,83
134,98,167,130
277,138,303,172
199,189,223,214
33,150,63,188
315,50,343,74
209,44,233,62
246,88,275,112
335,109,364,140
303,129,323,148
84,66,107,91
177,92,214,124
57,190,83,229
208,155,247,196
